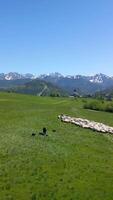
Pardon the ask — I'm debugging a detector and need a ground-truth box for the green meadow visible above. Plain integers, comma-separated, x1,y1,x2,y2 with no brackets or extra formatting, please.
0,92,113,200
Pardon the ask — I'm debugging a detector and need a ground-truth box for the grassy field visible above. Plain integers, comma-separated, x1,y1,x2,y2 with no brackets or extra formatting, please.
0,93,113,200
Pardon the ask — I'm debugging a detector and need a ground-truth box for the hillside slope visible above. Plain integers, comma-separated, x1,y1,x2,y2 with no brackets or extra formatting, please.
95,86,113,99
39,73,113,95
0,79,32,88
0,93,113,200
2,79,68,96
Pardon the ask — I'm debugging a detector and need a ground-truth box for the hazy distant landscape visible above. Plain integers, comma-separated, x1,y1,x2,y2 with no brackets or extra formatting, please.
1,72,113,98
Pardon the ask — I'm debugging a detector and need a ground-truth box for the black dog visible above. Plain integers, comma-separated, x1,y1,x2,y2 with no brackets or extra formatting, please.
32,133,36,136
52,129,56,132
39,127,48,136
43,127,47,135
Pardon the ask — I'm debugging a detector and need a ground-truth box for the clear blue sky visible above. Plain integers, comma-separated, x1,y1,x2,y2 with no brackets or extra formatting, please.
0,0,113,75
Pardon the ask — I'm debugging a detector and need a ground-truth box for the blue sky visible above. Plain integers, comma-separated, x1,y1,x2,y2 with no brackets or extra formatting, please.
0,0,113,75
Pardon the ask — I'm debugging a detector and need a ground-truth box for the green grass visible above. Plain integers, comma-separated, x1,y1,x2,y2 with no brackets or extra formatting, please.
83,99,113,113
0,93,113,200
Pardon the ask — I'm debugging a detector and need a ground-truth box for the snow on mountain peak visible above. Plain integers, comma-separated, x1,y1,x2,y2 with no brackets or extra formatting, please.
48,72,63,78
0,72,113,84
0,72,36,80
89,74,106,83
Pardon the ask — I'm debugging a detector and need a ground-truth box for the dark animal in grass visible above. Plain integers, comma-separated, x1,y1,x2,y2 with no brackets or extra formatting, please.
32,133,36,136
39,132,44,136
52,129,56,132
39,127,48,136
43,127,47,135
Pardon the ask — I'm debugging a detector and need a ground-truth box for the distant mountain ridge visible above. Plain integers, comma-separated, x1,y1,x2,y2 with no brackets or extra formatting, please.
0,72,113,82
0,78,68,97
38,73,113,95
0,72,36,80
0,72,113,95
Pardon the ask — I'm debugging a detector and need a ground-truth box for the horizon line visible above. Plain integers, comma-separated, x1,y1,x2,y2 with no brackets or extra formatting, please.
0,71,113,77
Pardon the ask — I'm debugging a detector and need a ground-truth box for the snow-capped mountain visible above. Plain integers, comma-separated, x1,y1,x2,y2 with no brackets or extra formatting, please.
38,73,113,84
0,72,36,80
0,72,113,95
38,72,113,82
38,73,113,94
1,72,112,83
38,72,63,79
88,73,112,84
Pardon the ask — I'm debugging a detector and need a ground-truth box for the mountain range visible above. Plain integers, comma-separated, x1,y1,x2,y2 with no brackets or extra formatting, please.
0,72,36,80
0,72,113,95
38,73,113,95
5,79,67,97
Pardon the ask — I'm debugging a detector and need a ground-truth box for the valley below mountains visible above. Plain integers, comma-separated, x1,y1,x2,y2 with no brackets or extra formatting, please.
0,72,113,96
